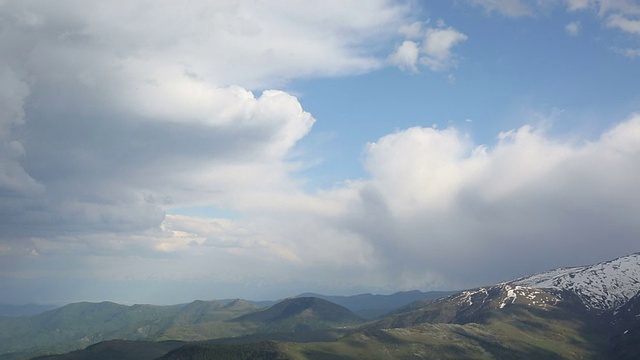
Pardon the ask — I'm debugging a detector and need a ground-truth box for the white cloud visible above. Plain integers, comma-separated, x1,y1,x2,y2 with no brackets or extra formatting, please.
388,40,420,72
421,27,469,71
104,113,638,294
0,0,414,239
566,0,592,11
328,113,640,288
597,0,640,16
469,0,533,17
0,0,425,301
390,21,468,73
617,47,640,57
566,21,582,35
607,14,640,34
470,0,640,60
0,67,43,195
399,21,425,39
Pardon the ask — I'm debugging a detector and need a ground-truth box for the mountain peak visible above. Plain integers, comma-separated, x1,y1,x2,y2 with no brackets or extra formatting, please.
511,252,640,310
222,299,257,311
231,297,361,325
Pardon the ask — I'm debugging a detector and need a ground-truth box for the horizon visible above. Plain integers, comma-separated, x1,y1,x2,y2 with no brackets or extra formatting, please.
0,288,451,307
1,1,640,306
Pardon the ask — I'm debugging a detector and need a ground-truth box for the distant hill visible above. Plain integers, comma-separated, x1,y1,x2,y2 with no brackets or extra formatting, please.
158,341,290,360
31,340,185,360
231,297,363,333
0,299,260,358
295,290,456,319
33,340,291,360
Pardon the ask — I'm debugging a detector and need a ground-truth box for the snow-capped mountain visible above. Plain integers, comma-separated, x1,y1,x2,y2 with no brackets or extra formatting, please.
374,252,640,359
510,252,640,311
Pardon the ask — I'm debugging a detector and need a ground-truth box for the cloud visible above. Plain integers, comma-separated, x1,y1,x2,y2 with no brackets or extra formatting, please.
0,0,413,239
566,21,582,35
1,1,639,303
469,0,533,17
604,12,640,56
469,0,640,60
0,66,43,194
93,112,639,294
615,47,640,57
597,0,640,16
421,26,469,71
607,14,640,34
0,0,427,302
326,113,640,289
388,40,420,72
399,21,425,39
566,0,591,11
390,22,468,72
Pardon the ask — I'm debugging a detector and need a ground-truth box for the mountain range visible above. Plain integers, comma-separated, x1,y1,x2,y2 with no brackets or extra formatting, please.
0,289,442,359
2,252,639,359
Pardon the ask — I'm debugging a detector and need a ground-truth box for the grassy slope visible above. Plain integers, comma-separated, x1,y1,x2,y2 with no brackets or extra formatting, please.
0,300,262,358
131,301,608,360
18,309,608,360
31,340,185,360
282,315,603,359
277,297,608,359
0,302,183,356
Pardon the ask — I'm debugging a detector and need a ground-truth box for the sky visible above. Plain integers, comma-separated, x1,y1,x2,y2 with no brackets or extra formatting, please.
1,0,640,305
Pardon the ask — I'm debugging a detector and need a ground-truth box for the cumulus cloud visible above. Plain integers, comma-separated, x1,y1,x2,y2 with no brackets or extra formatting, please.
421,26,469,71
388,40,420,72
0,0,415,302
566,21,582,35
389,21,468,72
326,114,640,289
0,0,411,239
84,112,640,294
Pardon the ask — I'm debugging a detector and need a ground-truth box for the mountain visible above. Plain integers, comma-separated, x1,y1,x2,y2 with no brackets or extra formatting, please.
368,252,640,358
294,290,456,319
31,340,185,360
0,299,261,359
511,252,640,311
0,301,182,358
7,252,640,359
33,340,290,360
230,297,363,333
158,341,290,360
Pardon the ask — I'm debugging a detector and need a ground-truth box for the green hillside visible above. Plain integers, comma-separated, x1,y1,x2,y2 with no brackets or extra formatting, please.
231,297,363,333
3,277,640,360
0,300,261,358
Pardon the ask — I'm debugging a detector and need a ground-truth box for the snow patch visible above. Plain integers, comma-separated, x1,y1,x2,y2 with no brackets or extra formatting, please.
512,253,640,311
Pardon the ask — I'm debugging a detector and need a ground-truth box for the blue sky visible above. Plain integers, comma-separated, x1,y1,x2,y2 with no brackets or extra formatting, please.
292,3,640,186
1,0,640,305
